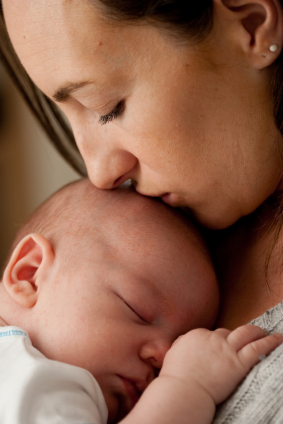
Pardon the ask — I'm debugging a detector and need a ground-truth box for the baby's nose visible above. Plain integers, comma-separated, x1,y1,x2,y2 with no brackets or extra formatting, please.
139,338,171,369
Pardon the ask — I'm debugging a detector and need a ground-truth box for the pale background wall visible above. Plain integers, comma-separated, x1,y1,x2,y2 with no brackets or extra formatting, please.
0,64,80,267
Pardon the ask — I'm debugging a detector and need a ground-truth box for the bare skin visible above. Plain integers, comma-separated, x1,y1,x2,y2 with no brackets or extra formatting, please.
120,326,283,424
210,201,283,328
0,180,282,423
0,181,220,423
2,0,283,326
3,0,283,230
0,313,282,424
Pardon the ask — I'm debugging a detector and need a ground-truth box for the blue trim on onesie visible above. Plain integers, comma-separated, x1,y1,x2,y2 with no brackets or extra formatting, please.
0,326,30,340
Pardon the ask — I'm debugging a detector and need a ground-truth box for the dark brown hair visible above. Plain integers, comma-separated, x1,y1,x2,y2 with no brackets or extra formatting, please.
0,1,86,175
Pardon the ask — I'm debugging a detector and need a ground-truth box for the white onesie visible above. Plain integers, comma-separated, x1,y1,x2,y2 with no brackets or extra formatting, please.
0,326,108,424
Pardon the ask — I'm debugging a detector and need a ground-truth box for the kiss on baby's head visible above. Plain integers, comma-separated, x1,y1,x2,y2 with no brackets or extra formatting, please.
0,178,219,422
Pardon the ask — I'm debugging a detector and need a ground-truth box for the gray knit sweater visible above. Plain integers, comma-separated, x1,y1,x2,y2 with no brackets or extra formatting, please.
213,301,283,424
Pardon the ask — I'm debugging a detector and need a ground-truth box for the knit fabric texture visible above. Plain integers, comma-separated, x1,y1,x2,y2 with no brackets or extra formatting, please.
213,300,283,424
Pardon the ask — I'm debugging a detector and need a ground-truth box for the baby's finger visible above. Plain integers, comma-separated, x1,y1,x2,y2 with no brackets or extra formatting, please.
171,334,185,347
227,325,268,351
214,328,231,338
238,333,283,370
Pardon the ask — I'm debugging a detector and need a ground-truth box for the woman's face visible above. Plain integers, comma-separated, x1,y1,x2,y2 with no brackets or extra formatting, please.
3,0,282,229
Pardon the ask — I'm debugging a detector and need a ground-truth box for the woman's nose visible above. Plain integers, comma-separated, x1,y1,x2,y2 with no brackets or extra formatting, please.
84,148,138,190
139,338,171,370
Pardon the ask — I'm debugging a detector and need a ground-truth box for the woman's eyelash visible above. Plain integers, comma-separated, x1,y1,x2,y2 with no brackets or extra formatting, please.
99,100,124,125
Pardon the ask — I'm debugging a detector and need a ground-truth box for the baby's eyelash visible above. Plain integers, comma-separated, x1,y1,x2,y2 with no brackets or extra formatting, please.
124,300,149,325
99,101,124,125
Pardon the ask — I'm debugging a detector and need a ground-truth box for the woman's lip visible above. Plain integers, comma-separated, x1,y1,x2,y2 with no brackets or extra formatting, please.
161,192,179,206
134,188,182,207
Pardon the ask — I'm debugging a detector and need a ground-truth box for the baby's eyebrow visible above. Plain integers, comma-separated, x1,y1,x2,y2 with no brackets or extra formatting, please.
52,81,90,103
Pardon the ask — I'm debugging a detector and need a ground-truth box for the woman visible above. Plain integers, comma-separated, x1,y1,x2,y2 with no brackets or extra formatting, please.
1,0,283,422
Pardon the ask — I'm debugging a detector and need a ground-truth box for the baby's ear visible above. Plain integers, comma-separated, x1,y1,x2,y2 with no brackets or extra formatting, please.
2,234,55,308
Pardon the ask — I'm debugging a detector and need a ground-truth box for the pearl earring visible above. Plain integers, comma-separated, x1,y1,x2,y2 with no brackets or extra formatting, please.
269,44,278,52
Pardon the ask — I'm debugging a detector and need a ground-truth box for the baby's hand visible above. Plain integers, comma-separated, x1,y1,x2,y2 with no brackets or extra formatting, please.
161,325,283,405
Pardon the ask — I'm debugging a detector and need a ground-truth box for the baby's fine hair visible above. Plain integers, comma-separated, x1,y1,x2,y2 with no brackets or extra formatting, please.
1,179,211,277
1,179,101,275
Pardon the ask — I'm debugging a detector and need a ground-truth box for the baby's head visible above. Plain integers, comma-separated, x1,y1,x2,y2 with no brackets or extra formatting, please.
0,179,218,423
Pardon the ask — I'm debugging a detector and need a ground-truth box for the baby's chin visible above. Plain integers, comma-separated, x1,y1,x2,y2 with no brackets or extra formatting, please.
106,399,124,424
105,386,140,424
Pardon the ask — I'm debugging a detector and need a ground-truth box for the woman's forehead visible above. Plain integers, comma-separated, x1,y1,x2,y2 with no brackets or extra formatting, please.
2,0,164,97
3,1,107,60
3,0,146,57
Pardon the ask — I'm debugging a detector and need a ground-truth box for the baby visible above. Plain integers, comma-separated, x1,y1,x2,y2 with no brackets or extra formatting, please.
0,179,281,424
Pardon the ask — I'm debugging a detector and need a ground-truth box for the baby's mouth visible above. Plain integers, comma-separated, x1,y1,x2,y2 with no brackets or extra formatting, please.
114,376,141,421
120,375,141,403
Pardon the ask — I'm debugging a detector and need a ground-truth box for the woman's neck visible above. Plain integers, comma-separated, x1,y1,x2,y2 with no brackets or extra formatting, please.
206,199,283,330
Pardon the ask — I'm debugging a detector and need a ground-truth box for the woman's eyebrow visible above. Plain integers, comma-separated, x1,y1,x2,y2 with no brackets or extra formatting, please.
52,81,90,103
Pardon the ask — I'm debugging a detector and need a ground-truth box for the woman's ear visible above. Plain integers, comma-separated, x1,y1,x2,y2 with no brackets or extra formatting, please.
2,234,55,308
214,0,283,69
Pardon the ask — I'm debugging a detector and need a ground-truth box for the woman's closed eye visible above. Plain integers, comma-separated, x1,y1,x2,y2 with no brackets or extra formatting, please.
99,100,125,125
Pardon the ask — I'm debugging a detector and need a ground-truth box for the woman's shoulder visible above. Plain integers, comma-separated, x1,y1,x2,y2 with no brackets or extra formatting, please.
250,299,283,334
214,341,283,424
213,300,283,424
